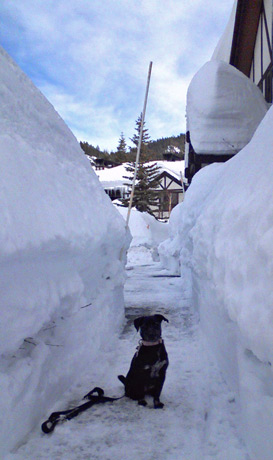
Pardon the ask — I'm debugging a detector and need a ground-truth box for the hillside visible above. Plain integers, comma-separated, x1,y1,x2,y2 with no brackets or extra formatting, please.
80,133,185,163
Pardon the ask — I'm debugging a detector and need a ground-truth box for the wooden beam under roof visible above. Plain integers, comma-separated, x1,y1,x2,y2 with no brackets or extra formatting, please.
230,0,263,76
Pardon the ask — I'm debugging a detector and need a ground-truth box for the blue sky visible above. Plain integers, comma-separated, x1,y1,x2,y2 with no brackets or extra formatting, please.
0,0,234,151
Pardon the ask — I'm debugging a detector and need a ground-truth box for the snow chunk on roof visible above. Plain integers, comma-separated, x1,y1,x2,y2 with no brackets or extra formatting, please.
151,160,184,180
187,60,268,155
211,0,237,62
95,163,129,189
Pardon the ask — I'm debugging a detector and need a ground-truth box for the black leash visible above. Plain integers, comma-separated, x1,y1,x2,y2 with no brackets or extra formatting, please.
41,387,124,434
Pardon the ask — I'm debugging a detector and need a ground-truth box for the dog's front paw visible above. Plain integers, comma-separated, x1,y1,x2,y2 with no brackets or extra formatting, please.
138,399,147,407
154,401,164,409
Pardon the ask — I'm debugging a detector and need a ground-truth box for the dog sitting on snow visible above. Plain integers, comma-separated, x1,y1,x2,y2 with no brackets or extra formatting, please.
118,314,169,408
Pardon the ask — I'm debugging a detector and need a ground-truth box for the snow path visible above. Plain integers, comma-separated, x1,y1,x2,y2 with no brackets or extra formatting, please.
6,253,249,460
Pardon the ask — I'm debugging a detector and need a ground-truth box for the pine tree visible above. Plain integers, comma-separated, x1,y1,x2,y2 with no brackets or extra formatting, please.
117,132,127,153
114,132,127,162
122,161,162,215
122,115,162,216
129,113,151,162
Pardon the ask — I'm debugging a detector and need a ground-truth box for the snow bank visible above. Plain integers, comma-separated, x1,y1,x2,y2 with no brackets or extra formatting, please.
0,46,130,457
187,60,268,155
159,106,273,459
116,206,168,264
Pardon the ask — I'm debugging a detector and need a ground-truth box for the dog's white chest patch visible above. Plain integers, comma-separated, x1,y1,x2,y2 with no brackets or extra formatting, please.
149,360,167,378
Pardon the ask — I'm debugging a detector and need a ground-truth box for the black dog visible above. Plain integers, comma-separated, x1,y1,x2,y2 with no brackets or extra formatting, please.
118,314,169,408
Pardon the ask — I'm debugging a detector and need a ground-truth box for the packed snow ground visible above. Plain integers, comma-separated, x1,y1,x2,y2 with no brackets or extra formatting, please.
5,246,249,460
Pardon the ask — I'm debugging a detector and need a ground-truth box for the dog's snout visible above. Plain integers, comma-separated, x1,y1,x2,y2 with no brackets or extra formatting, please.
140,321,161,341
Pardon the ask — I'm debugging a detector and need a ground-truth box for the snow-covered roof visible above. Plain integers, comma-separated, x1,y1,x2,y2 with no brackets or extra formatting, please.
93,160,185,189
149,160,184,181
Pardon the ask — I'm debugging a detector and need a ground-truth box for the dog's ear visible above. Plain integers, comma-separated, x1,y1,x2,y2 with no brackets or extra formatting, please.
134,316,145,331
154,314,169,323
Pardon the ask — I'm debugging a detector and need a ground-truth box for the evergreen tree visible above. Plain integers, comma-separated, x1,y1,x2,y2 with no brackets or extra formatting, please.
122,161,162,216
122,115,162,216
129,113,151,162
114,132,127,162
80,141,108,159
117,132,127,153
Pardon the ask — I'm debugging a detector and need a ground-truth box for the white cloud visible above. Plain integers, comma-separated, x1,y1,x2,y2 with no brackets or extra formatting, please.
0,0,235,149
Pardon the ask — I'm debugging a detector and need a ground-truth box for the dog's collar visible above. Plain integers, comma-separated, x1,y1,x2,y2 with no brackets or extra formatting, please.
140,338,163,347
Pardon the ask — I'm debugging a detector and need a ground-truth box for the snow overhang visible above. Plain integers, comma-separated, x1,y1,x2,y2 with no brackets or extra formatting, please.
186,60,268,155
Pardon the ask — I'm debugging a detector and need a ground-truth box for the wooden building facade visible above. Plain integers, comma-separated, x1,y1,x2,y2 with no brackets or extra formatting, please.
152,170,184,221
230,0,273,102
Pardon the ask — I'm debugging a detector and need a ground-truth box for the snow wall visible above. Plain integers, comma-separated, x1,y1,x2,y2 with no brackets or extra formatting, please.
0,46,130,457
116,206,168,248
116,206,169,265
159,105,273,459
187,60,268,155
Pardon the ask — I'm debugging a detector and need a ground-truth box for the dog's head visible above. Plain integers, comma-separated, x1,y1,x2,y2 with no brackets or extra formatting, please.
134,314,169,342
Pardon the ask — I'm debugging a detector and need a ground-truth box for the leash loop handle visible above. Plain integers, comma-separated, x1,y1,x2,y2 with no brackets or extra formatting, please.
41,386,124,434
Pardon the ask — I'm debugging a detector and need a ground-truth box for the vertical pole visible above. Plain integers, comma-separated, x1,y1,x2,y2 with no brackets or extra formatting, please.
180,171,185,197
125,61,153,228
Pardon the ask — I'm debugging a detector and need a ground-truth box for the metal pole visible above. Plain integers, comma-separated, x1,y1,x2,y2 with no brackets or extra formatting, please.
125,61,153,228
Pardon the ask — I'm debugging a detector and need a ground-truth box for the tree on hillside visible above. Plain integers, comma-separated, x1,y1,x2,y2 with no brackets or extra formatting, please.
80,141,108,159
117,132,127,153
80,132,185,163
146,134,185,160
114,132,128,163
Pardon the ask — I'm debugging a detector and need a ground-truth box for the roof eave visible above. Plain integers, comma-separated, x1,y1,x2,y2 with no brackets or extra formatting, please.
230,0,263,76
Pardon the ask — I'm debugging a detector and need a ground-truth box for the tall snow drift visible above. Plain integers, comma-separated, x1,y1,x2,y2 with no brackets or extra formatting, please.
116,206,168,264
159,105,273,459
187,60,268,155
0,46,129,457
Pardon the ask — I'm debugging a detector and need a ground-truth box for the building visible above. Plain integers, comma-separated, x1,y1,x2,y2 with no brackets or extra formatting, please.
93,161,184,220
229,0,272,103
184,0,271,185
154,163,184,220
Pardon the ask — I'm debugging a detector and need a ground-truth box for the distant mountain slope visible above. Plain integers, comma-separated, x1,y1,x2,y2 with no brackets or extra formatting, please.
80,133,185,163
148,133,185,158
